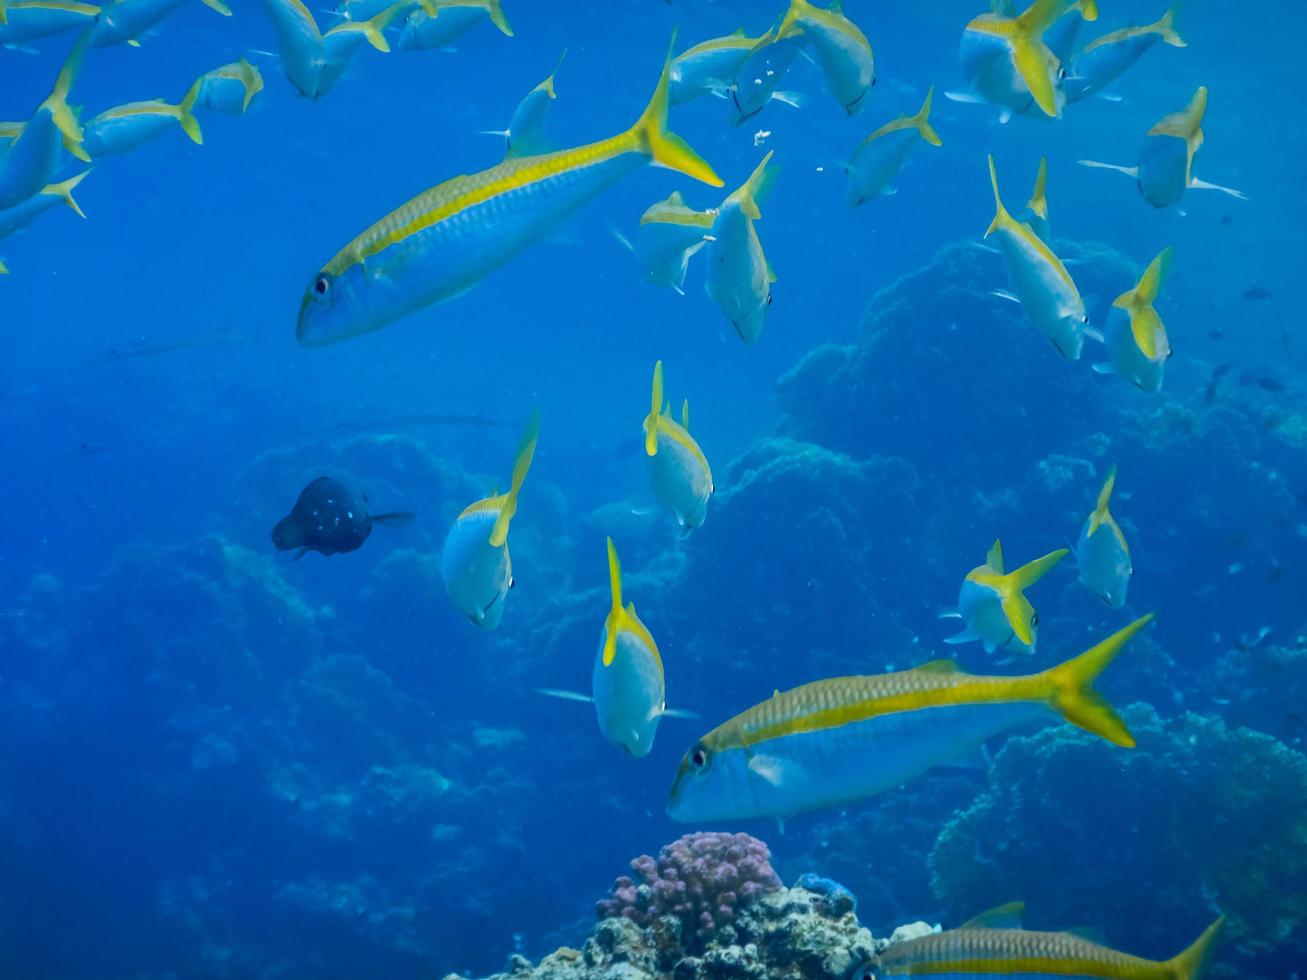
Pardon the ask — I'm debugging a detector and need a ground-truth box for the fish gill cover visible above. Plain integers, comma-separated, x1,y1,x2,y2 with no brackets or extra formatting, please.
0,1,1304,978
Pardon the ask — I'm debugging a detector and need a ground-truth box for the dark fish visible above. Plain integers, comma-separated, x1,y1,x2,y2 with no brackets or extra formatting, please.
272,476,413,559
1255,376,1286,393
1242,286,1273,300
1207,328,1224,340
1219,213,1233,226
1204,362,1232,404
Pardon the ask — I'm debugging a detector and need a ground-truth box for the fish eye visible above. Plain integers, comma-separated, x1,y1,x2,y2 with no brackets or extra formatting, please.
767,293,774,306
509,577,516,590
313,273,332,297
691,744,710,769
850,967,877,980
1082,314,1090,323
1031,612,1039,627
1059,67,1067,80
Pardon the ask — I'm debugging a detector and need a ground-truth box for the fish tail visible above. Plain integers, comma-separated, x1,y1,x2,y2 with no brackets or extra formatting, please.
1165,917,1224,980
1017,0,1091,32
178,78,203,144
198,0,232,13
680,398,690,430
43,29,91,146
1149,85,1207,143
912,85,942,147
645,360,663,456
984,155,1013,238
1115,245,1173,310
49,169,91,218
0,258,8,274
1042,614,1153,747
1155,6,1186,47
486,0,512,36
1026,156,1048,219
998,548,1067,645
359,3,405,52
1087,465,1116,535
488,408,540,547
239,58,263,112
733,150,776,220
0,0,7,25
631,32,723,187
603,537,623,666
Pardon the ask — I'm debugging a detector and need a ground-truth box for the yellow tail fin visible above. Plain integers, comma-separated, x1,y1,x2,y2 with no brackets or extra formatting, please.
42,29,90,146
1026,156,1048,219
1043,614,1152,747
539,48,566,98
603,537,623,666
645,360,663,457
1009,548,1067,589
1154,6,1186,46
48,169,90,218
731,149,776,220
1133,245,1173,306
631,32,723,187
238,57,264,112
1149,86,1207,181
359,2,405,52
1112,246,1172,358
0,258,8,274
985,155,1013,238
1087,466,1116,535
1166,917,1224,980
178,79,203,144
1000,548,1067,645
488,409,540,547
199,0,232,13
486,0,512,36
913,85,943,146
0,0,8,25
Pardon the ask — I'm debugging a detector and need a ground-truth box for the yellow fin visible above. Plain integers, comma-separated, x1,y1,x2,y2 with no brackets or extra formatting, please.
359,2,407,52
488,408,540,547
985,539,1005,574
1043,614,1153,747
603,537,623,666
539,48,566,98
1010,34,1060,116
178,78,203,144
0,0,7,25
644,360,663,457
0,258,8,274
47,169,90,218
1166,917,1224,980
912,659,961,674
486,0,512,36
1002,548,1067,645
1027,156,1048,219
42,29,90,147
1153,6,1186,47
681,399,690,431
731,149,777,221
913,85,942,146
1149,86,1206,184
985,155,1013,238
1009,548,1066,589
238,58,264,112
960,902,1025,930
1112,246,1172,359
1087,466,1116,536
199,0,232,13
630,32,723,187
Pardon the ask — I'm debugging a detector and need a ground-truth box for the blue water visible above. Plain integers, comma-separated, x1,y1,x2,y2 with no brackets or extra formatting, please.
2,1,1305,977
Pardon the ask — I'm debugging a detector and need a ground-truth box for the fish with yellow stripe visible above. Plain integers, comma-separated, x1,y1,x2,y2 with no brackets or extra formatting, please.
195,58,264,115
92,0,230,47
0,30,87,209
397,0,510,50
778,0,875,115
844,86,941,207
668,615,1152,824
944,540,1067,657
1075,467,1132,608
644,361,713,531
705,151,778,344
1065,6,1186,104
492,50,565,161
440,411,539,630
297,34,723,346
668,27,771,106
851,902,1223,980
257,0,400,101
0,169,87,240
1095,246,1173,392
985,155,1087,361
76,79,204,157
0,0,99,46
630,191,714,293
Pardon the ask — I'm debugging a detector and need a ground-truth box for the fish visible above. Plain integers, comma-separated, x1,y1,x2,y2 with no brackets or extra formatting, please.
0,30,87,209
195,58,264,115
631,190,714,293
844,86,941,207
667,615,1152,824
1093,245,1174,392
644,360,713,531
85,328,249,363
297,34,723,346
1064,6,1186,103
256,0,398,101
397,0,510,51
850,902,1223,980
0,0,98,46
91,0,229,47
0,169,87,238
439,411,539,630
984,155,1087,361
778,0,875,115
728,24,806,125
668,27,770,106
1080,87,1245,208
1018,155,1049,240
1252,376,1285,393
1241,285,1273,301
271,475,414,559
496,49,565,160
705,150,777,344
957,0,1097,122
944,539,1067,656
77,80,203,157
1075,466,1132,608
1203,362,1232,404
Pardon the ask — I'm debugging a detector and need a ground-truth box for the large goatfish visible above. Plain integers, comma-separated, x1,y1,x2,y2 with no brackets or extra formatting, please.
1080,87,1244,208
844,86,941,206
944,539,1066,657
1075,466,1132,608
440,411,539,630
631,191,714,293
1065,6,1186,103
0,30,87,208
644,360,713,531
705,151,778,343
0,0,98,46
297,34,723,346
1095,245,1173,392
957,0,1097,121
851,902,1223,980
778,0,875,115
985,154,1087,360
92,0,229,47
668,615,1153,824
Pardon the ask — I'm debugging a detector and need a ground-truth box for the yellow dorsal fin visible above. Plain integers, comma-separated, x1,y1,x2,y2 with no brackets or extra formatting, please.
630,31,723,187
1087,466,1116,536
1027,156,1048,219
1000,548,1067,645
960,902,1026,930
238,57,264,112
730,149,777,221
603,537,623,666
1149,86,1207,185
1042,614,1152,746
539,48,566,98
681,399,690,430
1153,6,1186,47
644,360,663,457
985,155,1014,238
1166,917,1224,980
913,659,961,674
485,0,511,35
488,409,540,547
666,190,685,206
986,539,1005,574
912,85,942,146
47,169,90,218
1112,246,1173,358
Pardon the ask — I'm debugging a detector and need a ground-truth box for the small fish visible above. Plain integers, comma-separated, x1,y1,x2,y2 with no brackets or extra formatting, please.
256,0,398,101
957,0,1097,121
0,169,87,238
1075,466,1132,608
86,328,249,363
706,150,777,343
440,411,539,630
1253,376,1285,393
668,616,1152,823
77,80,203,157
397,0,510,50
631,191,714,293
668,27,770,106
844,86,941,207
851,902,1223,980
1064,6,1186,103
1093,245,1173,392
195,57,264,115
0,0,98,46
644,360,713,531
1241,285,1273,301
778,0,875,115
945,539,1067,656
493,49,565,161
1207,328,1224,340
272,475,414,559
0,30,87,209
728,24,806,125
984,155,1087,360
1080,87,1245,208
92,0,229,47
297,35,722,346
1203,362,1232,403
1018,155,1049,240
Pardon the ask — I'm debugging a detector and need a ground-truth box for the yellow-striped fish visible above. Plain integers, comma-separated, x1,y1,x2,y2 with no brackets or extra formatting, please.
0,169,87,239
669,616,1152,824
1075,467,1132,609
0,30,87,209
0,0,99,46
779,0,875,115
943,540,1067,657
297,35,723,346
632,190,714,293
668,27,770,106
853,903,1223,980
397,0,510,50
256,0,397,101
644,360,713,531
1095,246,1173,392
495,49,565,161
705,151,778,343
77,80,203,157
439,411,539,630
92,0,230,47
1065,7,1186,103
196,58,264,115
844,86,941,207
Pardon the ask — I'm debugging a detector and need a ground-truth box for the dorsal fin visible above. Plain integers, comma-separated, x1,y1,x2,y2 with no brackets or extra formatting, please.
960,901,1025,930
644,360,663,456
912,659,961,674
487,409,540,547
681,399,690,430
986,539,1005,573
602,537,623,666
667,190,685,206
1087,466,1116,536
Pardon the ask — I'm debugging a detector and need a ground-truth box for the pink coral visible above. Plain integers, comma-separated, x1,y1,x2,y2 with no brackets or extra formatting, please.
595,832,781,950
